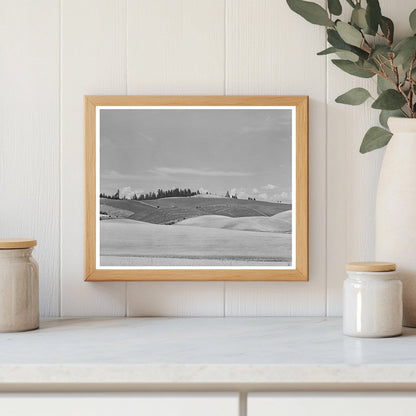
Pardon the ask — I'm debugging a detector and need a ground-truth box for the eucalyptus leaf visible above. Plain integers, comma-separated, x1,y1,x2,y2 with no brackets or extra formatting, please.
372,89,406,110
360,127,392,153
377,75,393,94
332,59,375,78
351,45,369,60
327,29,348,49
362,59,379,71
377,66,405,86
380,16,394,44
317,47,338,55
317,46,358,61
410,9,416,32
351,7,368,32
328,0,342,16
366,0,382,35
379,110,402,129
286,0,334,27
327,29,369,59
371,46,391,58
336,50,359,62
335,88,371,105
393,36,416,70
336,21,363,47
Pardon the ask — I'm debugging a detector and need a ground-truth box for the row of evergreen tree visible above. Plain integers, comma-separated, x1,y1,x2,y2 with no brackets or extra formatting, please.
99,188,260,201
100,187,200,201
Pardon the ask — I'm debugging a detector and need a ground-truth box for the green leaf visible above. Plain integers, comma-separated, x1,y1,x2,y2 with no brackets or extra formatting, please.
360,127,392,153
377,75,392,94
317,46,358,61
336,21,363,47
327,29,369,59
394,36,416,71
327,29,348,48
335,87,371,105
287,0,334,27
379,110,402,129
351,7,368,32
366,0,382,35
328,0,342,16
335,50,359,62
372,89,406,110
332,59,375,78
371,46,392,58
410,9,416,32
317,47,338,55
376,68,404,95
380,16,394,44
362,59,379,71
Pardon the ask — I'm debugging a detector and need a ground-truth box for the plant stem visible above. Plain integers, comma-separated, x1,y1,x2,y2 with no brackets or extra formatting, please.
409,56,416,117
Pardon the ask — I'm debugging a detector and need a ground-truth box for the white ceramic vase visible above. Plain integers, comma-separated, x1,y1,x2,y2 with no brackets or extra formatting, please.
376,117,416,327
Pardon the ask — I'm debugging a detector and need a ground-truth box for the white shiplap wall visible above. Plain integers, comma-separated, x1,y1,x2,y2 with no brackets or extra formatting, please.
1,0,412,317
0,0,60,316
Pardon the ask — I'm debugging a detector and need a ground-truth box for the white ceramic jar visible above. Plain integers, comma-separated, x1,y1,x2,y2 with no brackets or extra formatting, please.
0,239,39,332
343,262,402,338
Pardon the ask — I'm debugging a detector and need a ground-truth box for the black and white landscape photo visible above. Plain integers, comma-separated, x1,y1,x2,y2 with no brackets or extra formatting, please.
98,107,294,268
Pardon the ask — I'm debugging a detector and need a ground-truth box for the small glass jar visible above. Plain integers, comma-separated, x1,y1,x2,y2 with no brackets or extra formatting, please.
0,239,39,332
343,262,402,338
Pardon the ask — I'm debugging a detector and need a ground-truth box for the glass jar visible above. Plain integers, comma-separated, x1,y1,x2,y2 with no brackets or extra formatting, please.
343,262,402,338
0,239,39,332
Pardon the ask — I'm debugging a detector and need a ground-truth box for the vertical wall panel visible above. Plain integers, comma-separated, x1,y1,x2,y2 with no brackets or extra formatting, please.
61,0,127,316
224,0,327,315
0,1,60,316
126,0,225,95
125,0,226,316
326,0,416,316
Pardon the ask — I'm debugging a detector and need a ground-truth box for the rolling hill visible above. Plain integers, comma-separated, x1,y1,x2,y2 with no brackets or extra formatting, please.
101,196,291,225
176,210,292,233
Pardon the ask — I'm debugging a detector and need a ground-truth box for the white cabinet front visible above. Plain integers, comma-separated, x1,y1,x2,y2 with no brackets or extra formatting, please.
0,393,239,416
248,393,416,416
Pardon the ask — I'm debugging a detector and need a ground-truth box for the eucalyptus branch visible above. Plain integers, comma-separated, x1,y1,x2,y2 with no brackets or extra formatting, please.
362,37,373,53
391,59,400,86
375,58,398,87
397,83,412,117
377,25,393,48
287,0,416,152
409,56,416,117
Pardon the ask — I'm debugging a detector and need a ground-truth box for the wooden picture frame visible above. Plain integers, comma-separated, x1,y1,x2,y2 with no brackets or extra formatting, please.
85,96,308,281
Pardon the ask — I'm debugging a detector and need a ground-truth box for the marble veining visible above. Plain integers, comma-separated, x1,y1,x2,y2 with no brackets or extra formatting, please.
0,317,416,385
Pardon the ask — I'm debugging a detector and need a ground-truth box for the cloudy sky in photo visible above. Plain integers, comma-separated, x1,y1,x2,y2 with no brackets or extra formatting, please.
100,108,292,202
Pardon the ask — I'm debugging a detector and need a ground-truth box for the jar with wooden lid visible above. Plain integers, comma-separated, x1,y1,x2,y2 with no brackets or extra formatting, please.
0,239,39,332
343,262,402,338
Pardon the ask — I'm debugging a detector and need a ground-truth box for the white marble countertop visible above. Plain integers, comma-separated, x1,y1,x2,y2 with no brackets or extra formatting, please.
1,317,416,388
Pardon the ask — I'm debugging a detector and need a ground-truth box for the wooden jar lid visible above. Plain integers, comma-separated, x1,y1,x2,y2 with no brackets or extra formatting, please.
0,239,37,249
346,261,396,272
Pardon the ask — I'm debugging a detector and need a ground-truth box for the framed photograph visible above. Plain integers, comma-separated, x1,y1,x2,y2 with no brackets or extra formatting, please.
85,96,308,281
